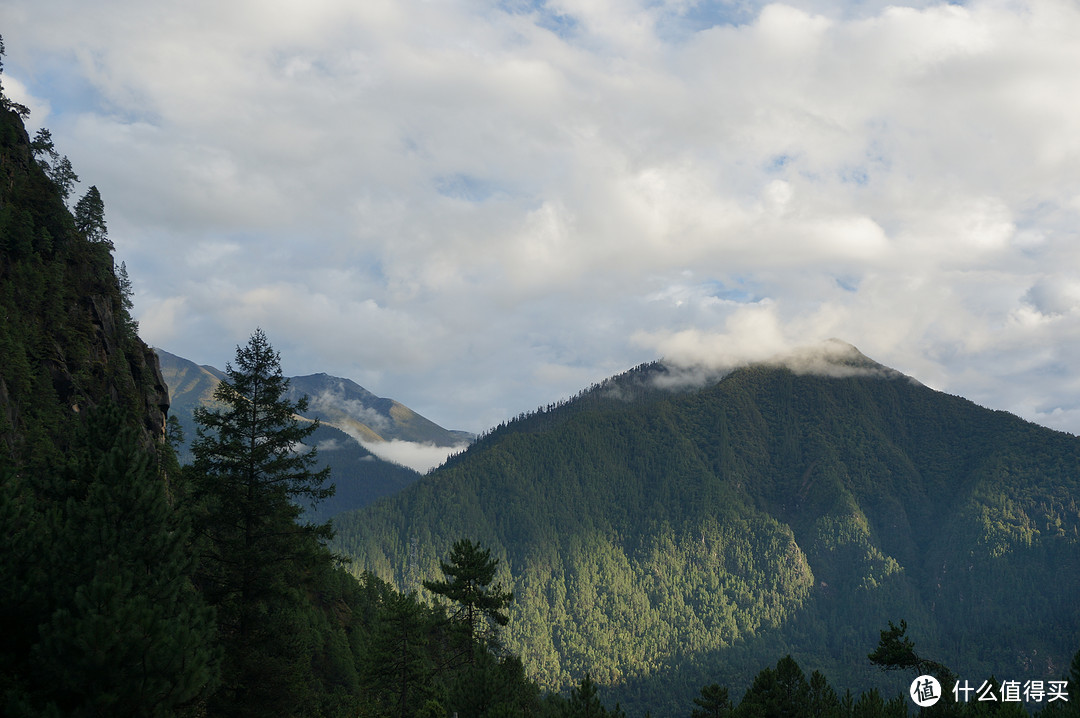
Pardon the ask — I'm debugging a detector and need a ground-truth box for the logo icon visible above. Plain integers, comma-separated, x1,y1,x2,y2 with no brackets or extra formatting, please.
911,675,942,707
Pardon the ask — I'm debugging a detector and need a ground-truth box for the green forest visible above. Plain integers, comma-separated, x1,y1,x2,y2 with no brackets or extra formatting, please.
3,34,1080,717
332,344,1080,711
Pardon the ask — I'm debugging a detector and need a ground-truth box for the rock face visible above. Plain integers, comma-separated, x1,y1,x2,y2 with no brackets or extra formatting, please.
0,105,168,467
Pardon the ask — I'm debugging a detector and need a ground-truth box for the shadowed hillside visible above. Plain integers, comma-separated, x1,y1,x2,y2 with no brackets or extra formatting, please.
333,342,1080,714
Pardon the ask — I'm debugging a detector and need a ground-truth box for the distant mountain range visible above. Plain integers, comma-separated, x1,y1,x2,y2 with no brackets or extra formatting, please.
156,349,472,520
332,340,1080,715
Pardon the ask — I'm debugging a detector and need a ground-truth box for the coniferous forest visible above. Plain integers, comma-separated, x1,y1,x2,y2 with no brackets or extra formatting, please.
3,35,1080,717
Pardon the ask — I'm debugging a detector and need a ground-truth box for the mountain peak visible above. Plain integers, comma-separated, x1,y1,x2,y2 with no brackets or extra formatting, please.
648,339,909,395
338,344,1080,713
760,338,904,378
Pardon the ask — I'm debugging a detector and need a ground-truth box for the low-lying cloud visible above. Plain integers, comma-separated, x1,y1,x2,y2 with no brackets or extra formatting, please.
309,386,391,435
320,419,465,473
359,439,470,474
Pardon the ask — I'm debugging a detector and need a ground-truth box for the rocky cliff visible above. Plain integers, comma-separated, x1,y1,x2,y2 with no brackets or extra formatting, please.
0,104,168,470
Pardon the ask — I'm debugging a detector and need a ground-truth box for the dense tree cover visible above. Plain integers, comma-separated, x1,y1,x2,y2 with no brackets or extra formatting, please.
334,352,1080,714
0,78,153,476
1,404,218,716
1,54,215,714
691,633,1080,718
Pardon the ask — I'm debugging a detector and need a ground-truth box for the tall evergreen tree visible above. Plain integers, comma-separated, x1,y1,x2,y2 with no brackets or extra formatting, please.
73,185,108,245
190,328,334,717
423,538,513,655
808,670,843,718
736,655,811,718
565,673,626,718
368,590,433,718
117,260,138,335
29,130,79,204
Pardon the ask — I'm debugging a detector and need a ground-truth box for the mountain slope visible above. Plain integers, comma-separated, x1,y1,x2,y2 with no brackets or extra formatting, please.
288,372,473,446
157,349,471,518
0,87,225,714
332,342,1080,714
158,349,470,450
0,104,168,469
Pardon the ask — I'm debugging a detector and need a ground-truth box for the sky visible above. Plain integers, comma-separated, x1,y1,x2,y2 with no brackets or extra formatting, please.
4,0,1080,447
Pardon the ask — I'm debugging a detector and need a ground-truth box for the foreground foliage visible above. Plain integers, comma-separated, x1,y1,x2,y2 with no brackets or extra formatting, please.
683,618,1080,718
1,406,217,717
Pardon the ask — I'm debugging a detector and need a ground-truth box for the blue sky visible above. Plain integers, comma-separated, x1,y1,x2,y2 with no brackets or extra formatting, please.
4,0,1080,460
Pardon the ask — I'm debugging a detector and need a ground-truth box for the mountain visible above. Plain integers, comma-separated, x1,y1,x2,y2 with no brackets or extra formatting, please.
332,341,1080,714
0,104,168,468
156,348,472,519
287,372,473,447
0,89,226,715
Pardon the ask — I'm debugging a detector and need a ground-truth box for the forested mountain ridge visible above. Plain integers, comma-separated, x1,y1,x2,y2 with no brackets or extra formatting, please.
0,73,227,715
0,92,168,471
333,341,1080,714
6,32,1079,715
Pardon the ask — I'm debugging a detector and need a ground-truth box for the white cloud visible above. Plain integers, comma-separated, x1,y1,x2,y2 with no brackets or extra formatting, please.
0,74,51,129
5,0,1080,436
316,438,343,452
309,386,391,435
359,439,469,474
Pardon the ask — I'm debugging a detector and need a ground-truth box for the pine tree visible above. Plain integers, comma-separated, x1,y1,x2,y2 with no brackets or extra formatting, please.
566,673,626,718
423,538,513,655
808,670,842,718
74,185,108,245
693,683,733,718
29,128,54,157
736,656,811,718
367,590,433,718
117,261,138,335
868,618,957,713
190,328,334,717
30,130,79,204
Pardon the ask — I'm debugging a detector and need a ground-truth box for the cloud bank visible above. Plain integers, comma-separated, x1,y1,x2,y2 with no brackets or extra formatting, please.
4,0,1080,436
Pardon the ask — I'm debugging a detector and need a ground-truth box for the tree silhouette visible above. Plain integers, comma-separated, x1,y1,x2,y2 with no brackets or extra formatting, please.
191,328,334,716
74,185,108,245
423,538,513,654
